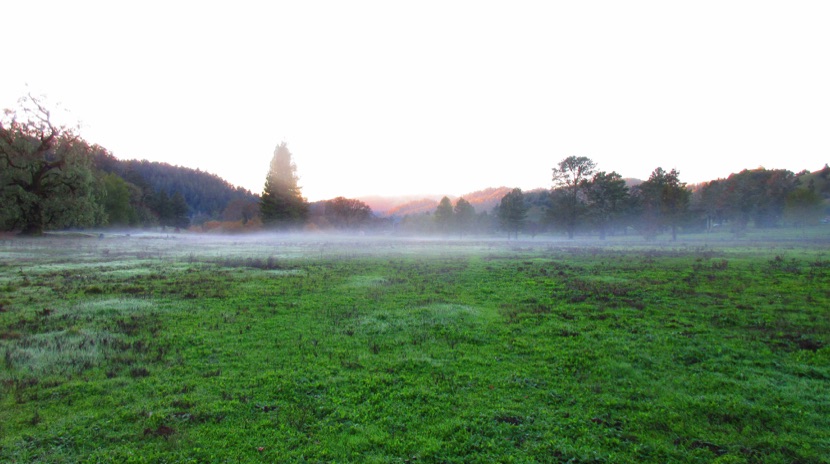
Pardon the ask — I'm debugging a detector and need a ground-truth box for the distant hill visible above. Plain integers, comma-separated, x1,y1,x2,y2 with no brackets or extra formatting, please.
366,187,515,217
385,198,441,217
458,187,513,213
358,194,445,216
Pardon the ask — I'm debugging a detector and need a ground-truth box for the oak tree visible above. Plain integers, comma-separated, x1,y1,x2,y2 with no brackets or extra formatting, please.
0,95,101,235
323,197,373,229
551,156,596,239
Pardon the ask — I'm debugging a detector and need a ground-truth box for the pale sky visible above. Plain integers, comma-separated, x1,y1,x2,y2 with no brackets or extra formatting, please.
3,1,828,201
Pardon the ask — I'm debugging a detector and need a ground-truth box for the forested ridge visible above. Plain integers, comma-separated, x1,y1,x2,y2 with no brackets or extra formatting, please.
92,150,258,225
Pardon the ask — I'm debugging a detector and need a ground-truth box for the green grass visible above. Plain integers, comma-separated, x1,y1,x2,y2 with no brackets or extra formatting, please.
0,232,828,462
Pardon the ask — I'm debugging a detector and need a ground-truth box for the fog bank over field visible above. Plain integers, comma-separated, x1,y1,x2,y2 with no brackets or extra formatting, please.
4,228,827,269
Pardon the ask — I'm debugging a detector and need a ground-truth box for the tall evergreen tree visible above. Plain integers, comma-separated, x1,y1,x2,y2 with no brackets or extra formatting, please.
260,142,308,229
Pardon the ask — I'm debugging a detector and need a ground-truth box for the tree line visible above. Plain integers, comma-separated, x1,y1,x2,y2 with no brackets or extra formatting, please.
492,156,826,240
260,142,827,240
3,95,827,237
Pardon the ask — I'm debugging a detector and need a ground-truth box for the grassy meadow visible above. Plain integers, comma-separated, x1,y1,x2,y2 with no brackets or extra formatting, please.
0,230,828,463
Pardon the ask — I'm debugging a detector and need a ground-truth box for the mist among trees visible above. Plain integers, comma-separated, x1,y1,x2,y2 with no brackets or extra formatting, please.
2,96,828,238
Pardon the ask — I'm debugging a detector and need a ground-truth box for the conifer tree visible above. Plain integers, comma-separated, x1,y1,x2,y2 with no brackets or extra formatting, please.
453,197,476,238
260,142,308,228
497,188,529,239
434,196,454,234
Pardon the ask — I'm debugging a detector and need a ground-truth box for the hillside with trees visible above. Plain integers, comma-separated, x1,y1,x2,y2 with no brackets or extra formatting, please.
93,150,258,228
0,95,258,234
384,198,440,217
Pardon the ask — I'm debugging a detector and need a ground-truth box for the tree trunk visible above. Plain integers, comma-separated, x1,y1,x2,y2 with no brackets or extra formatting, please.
19,222,44,236
19,202,44,236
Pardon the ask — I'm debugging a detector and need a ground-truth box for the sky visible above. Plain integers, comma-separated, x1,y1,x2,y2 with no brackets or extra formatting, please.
2,1,829,202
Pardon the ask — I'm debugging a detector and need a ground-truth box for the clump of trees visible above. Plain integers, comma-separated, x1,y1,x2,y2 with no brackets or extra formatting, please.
545,156,637,240
389,158,825,241
316,197,374,230
433,196,481,237
551,156,596,239
492,158,823,241
693,168,816,234
545,156,828,240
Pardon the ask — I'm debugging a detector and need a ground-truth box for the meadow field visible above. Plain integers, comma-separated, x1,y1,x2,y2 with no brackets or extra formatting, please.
0,230,828,463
